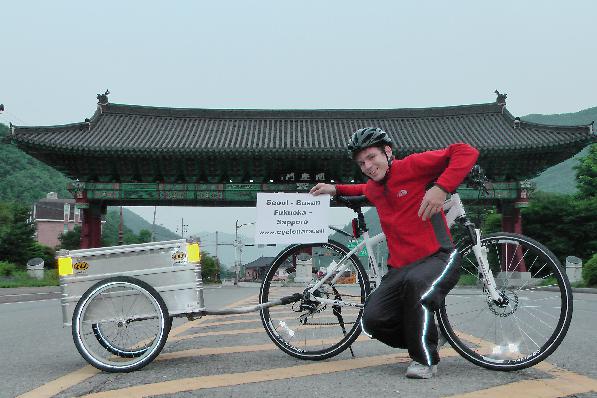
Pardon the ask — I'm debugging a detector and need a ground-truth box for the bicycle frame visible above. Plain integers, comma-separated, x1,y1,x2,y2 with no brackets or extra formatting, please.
306,193,503,308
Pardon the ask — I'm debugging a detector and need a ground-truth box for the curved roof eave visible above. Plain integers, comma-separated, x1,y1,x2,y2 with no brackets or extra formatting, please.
97,101,503,120
502,108,593,134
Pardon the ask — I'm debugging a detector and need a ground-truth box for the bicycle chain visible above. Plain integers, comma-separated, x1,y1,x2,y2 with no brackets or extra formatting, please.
296,291,361,326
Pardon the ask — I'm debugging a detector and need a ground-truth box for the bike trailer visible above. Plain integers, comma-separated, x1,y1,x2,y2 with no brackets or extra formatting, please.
57,239,202,326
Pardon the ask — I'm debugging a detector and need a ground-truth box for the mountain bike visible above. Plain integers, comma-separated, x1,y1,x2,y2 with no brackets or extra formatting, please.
259,172,573,371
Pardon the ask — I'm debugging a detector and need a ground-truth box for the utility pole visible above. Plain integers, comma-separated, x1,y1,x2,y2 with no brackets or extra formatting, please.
177,218,188,238
234,221,240,286
234,220,255,286
118,206,124,245
151,205,157,241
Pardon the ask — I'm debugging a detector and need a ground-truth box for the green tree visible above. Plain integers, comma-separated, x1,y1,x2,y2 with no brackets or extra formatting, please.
0,203,37,266
138,229,152,243
582,253,597,286
574,143,597,198
522,192,597,264
59,225,82,250
200,252,219,282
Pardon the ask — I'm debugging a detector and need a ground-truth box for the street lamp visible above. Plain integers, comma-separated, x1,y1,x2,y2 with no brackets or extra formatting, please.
234,219,255,286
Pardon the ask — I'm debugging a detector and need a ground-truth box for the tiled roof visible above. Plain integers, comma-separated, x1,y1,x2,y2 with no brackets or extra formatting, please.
34,198,77,221
244,256,276,270
9,101,595,182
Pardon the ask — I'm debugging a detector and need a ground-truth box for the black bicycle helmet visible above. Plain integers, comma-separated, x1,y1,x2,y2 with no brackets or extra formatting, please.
347,127,393,156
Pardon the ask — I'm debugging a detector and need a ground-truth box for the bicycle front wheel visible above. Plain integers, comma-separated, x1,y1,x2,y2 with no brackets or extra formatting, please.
72,276,171,372
438,232,573,371
260,240,370,360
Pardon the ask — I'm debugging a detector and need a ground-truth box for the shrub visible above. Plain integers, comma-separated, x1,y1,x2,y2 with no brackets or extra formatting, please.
458,274,478,286
0,261,18,277
30,242,57,269
582,253,597,287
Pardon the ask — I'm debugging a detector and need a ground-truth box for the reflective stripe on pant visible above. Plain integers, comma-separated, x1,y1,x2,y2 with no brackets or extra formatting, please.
361,249,461,366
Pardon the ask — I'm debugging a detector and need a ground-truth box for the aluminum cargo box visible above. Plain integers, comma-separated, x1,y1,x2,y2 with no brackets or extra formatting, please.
58,239,203,326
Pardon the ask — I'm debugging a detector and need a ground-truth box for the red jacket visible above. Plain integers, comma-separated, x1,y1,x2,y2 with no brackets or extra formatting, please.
336,143,479,268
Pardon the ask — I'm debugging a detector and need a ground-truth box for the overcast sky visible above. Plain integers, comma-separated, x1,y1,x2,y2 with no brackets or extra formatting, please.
1,0,595,237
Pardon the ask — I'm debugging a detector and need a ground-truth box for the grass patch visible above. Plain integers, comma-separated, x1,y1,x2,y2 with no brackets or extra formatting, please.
539,276,558,287
572,280,587,288
0,269,59,288
457,274,478,286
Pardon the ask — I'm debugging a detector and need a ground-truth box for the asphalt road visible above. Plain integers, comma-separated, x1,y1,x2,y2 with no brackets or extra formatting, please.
1,285,596,398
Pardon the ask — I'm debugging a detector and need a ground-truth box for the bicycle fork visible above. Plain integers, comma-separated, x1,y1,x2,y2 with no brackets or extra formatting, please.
468,226,503,303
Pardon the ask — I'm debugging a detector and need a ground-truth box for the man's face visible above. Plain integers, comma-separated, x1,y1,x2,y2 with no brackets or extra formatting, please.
354,146,392,182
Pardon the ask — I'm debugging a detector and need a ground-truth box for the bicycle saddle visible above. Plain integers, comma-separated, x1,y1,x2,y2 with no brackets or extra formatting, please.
335,195,372,210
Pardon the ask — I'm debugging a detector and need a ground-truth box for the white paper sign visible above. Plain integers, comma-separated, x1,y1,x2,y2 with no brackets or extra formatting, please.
255,193,330,244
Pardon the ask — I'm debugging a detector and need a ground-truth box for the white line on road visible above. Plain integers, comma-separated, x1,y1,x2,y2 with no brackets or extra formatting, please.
0,291,61,297
0,298,60,305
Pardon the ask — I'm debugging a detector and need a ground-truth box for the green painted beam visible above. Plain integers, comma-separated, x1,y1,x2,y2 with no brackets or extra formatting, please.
70,181,523,205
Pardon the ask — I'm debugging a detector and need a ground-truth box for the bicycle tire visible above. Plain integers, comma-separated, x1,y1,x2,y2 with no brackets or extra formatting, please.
437,232,573,371
72,276,171,372
92,316,173,358
260,240,370,360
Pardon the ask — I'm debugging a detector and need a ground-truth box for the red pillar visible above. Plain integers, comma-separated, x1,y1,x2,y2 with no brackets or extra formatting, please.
499,184,530,273
80,203,103,249
501,205,522,234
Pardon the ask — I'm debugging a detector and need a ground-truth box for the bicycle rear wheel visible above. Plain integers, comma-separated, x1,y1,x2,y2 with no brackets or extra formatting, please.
92,316,173,358
438,232,573,371
72,276,171,372
260,240,370,360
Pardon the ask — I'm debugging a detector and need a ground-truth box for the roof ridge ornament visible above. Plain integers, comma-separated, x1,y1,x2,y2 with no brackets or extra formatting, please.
494,90,507,113
513,117,521,129
97,90,110,106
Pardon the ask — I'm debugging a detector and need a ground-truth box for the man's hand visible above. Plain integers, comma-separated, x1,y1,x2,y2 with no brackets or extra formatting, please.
309,183,336,196
418,185,447,221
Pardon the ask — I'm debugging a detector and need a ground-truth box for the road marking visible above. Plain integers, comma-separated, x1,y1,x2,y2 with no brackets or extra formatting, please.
169,326,269,341
16,365,100,398
446,365,597,398
0,291,61,297
16,290,597,398
158,335,371,361
1,298,60,305
16,293,259,398
170,318,357,342
81,353,415,398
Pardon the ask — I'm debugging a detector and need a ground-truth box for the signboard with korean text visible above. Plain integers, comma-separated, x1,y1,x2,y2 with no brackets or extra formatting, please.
256,193,330,244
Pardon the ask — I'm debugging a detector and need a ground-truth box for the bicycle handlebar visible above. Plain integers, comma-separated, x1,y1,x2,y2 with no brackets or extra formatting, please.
464,165,490,195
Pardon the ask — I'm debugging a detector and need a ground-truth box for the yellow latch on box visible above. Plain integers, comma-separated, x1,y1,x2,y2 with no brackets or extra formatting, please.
58,257,74,276
187,243,201,263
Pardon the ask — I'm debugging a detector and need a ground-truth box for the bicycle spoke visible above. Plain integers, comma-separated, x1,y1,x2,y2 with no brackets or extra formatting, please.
260,241,369,360
439,233,571,370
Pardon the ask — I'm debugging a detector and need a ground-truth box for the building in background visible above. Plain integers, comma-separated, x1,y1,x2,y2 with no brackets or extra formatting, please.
244,257,280,281
33,192,81,247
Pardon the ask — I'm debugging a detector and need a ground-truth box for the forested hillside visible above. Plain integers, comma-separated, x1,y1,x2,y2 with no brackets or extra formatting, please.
524,106,596,193
114,207,180,241
0,123,71,203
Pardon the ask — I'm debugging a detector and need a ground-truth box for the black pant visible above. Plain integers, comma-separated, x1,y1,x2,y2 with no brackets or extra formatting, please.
361,249,461,366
